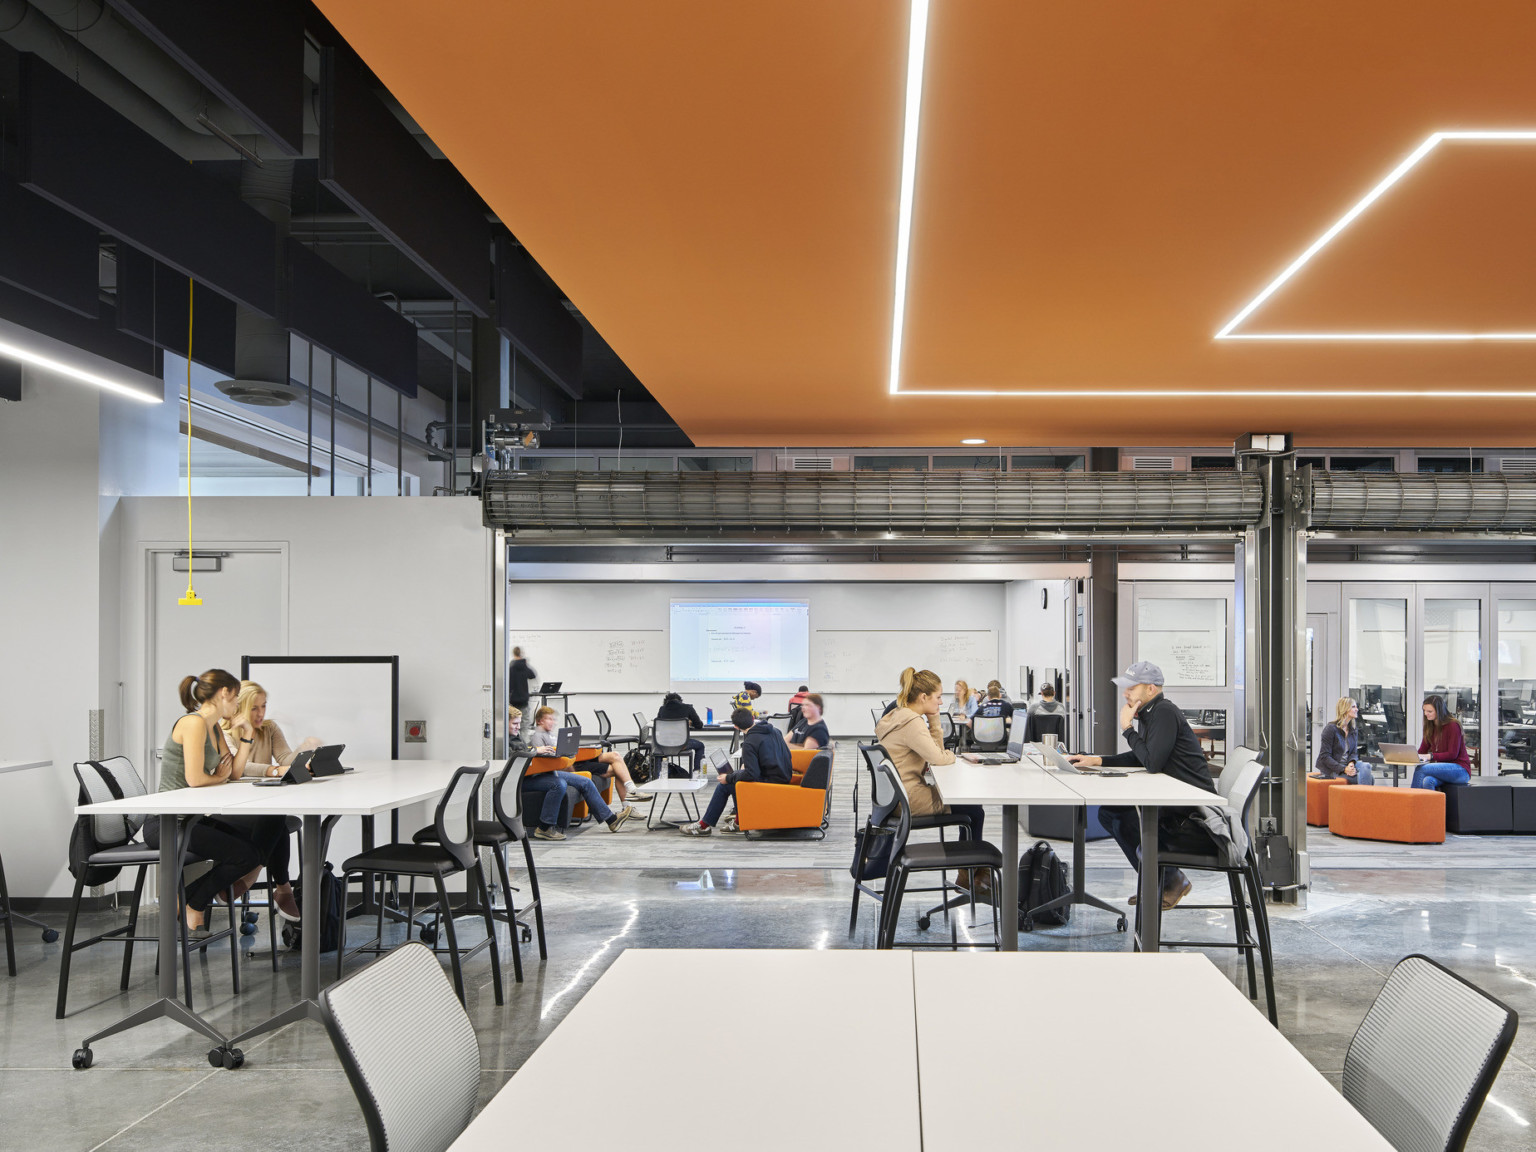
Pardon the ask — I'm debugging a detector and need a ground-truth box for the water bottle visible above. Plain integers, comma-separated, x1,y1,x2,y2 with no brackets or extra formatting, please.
706,707,713,726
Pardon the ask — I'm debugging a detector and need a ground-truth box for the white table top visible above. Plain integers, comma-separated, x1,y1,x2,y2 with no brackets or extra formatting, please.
1045,759,1231,808
913,952,1391,1151
929,760,1084,806
640,776,711,794
76,760,466,818
0,759,51,775
450,949,922,1152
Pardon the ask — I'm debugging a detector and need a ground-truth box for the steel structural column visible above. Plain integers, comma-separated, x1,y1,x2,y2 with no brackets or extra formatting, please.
1242,453,1309,903
492,528,508,761
1086,449,1120,755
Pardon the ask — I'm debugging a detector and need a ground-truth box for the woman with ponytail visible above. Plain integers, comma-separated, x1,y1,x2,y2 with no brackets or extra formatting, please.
144,669,266,934
874,667,988,893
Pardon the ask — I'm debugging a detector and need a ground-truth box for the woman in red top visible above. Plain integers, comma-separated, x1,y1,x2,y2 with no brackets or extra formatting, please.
1411,694,1472,790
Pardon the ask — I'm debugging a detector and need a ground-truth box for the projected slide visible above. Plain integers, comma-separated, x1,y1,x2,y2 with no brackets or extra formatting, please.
671,601,810,682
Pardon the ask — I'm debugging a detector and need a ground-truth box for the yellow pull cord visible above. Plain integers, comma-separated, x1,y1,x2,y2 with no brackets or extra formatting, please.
178,277,201,606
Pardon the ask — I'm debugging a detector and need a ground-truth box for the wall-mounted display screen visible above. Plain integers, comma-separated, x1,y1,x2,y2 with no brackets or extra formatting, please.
670,601,809,682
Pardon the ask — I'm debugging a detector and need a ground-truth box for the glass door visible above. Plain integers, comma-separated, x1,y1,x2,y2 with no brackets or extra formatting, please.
1346,590,1409,762
1493,590,1536,777
1418,591,1484,772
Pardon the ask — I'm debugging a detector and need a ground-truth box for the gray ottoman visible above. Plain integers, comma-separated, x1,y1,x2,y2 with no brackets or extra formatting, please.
1443,780,1512,834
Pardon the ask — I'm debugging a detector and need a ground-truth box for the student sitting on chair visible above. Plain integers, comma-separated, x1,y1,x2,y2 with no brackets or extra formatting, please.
527,706,651,803
975,680,1015,727
655,692,707,773
1412,694,1471,791
680,708,792,836
786,693,829,750
522,709,637,840
1311,697,1374,786
730,681,763,716
217,680,323,922
1067,662,1217,911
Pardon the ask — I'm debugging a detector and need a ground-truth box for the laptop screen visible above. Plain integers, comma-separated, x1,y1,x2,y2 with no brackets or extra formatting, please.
1007,740,1023,759
709,748,730,771
555,726,580,758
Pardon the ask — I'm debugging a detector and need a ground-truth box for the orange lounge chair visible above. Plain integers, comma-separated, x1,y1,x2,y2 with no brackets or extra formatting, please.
736,752,832,837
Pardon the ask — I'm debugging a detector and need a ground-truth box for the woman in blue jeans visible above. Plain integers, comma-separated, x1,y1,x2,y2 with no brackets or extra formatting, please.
1412,694,1472,790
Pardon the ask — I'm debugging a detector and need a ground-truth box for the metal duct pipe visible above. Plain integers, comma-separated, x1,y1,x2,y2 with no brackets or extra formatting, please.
1310,473,1536,533
215,159,295,405
482,470,1266,536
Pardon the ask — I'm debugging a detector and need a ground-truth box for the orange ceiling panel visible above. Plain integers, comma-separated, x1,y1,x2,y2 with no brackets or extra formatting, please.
316,1,1536,446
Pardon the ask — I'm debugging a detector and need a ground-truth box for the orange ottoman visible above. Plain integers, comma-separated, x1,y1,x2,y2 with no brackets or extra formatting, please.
1306,776,1350,826
1328,786,1445,844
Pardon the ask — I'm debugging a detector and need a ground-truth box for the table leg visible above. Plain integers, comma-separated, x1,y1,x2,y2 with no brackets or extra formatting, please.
72,816,230,1068
1137,806,1161,952
1000,804,1018,951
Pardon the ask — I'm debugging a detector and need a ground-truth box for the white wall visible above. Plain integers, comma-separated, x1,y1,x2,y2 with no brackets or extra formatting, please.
0,370,105,898
509,580,1009,736
1003,580,1068,699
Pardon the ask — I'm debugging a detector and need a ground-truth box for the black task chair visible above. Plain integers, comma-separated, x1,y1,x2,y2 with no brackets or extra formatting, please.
969,714,1009,752
597,710,639,750
413,755,545,983
849,743,978,943
872,753,1003,951
337,763,503,1006
1343,954,1517,1152
57,758,239,1017
1022,710,1066,747
938,712,959,750
320,942,481,1152
1153,749,1277,1024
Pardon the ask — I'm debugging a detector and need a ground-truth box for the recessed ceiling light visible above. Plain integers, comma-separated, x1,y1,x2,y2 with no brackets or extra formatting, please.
961,438,985,445
0,334,160,403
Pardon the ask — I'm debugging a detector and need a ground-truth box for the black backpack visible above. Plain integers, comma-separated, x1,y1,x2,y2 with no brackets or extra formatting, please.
623,745,654,784
282,862,343,953
68,761,133,887
1018,840,1071,930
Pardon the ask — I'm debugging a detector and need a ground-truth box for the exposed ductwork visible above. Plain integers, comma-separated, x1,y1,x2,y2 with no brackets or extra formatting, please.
1309,472,1536,533
482,470,1267,538
215,158,299,406
0,0,317,159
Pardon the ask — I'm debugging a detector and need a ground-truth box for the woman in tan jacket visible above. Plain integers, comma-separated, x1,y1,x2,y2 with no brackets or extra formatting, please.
874,667,985,844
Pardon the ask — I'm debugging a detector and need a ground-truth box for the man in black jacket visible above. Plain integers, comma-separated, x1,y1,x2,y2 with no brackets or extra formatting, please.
655,691,706,773
1069,661,1216,910
680,709,793,836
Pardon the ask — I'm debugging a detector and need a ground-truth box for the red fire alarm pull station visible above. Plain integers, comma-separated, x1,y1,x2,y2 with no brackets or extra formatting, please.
404,721,426,743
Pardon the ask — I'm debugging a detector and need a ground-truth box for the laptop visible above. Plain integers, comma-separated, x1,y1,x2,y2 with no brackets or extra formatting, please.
537,681,563,694
1035,743,1086,774
278,754,315,784
708,747,731,773
966,739,1024,766
1378,742,1423,765
554,726,580,759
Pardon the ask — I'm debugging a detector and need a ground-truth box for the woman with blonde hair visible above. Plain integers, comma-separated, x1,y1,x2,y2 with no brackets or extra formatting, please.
875,667,987,893
952,680,977,719
1312,696,1373,786
217,680,321,920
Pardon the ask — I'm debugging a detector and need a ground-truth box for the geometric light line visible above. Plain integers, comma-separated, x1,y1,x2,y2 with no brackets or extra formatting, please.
1216,130,1536,340
888,0,930,395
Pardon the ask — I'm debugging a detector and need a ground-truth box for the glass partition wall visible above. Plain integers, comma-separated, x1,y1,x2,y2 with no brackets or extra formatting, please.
1494,594,1536,776
1347,596,1408,761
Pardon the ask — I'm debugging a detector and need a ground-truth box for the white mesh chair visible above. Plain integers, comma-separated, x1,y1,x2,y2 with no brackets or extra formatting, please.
651,717,693,775
320,941,481,1152
1343,954,1517,1152
970,714,1008,752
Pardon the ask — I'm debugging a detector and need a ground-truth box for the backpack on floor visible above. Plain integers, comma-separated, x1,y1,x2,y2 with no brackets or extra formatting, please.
282,862,343,953
623,746,654,785
1018,840,1071,930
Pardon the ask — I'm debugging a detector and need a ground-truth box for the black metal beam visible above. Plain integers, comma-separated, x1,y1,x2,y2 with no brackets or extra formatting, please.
115,246,236,376
0,173,99,317
18,53,277,315
286,239,418,397
495,233,581,398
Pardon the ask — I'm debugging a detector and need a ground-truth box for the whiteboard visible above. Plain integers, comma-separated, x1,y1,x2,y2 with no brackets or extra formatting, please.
1135,598,1226,686
242,656,397,758
507,630,666,692
815,631,998,693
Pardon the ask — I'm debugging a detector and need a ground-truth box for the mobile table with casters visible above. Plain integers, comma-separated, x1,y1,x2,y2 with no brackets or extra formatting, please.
72,761,461,1069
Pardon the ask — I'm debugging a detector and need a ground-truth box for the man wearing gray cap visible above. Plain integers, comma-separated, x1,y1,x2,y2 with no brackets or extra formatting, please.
1069,661,1216,909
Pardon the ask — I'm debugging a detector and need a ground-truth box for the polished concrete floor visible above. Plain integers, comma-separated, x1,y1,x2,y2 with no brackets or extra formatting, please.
2,860,1533,1151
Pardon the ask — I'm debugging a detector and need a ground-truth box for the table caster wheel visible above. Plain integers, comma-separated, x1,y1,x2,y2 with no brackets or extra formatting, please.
1116,917,1128,933
239,922,257,936
223,1048,244,1070
916,915,931,931
242,910,260,926
72,1048,93,1069
42,928,60,944
1021,916,1035,933
520,927,533,944
419,926,437,944
208,1048,224,1068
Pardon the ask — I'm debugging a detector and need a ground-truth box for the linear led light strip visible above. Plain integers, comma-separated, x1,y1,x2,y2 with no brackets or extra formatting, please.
0,334,160,403
1217,130,1536,341
885,12,1536,396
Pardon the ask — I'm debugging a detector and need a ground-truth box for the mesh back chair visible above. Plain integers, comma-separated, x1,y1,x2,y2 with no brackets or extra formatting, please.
320,941,480,1152
1343,955,1517,1152
413,755,545,984
651,718,693,776
1023,710,1066,747
970,714,1009,752
1156,748,1276,1024
873,754,1003,951
597,709,638,749
849,744,977,942
339,764,502,1006
939,712,958,750
57,758,237,1017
